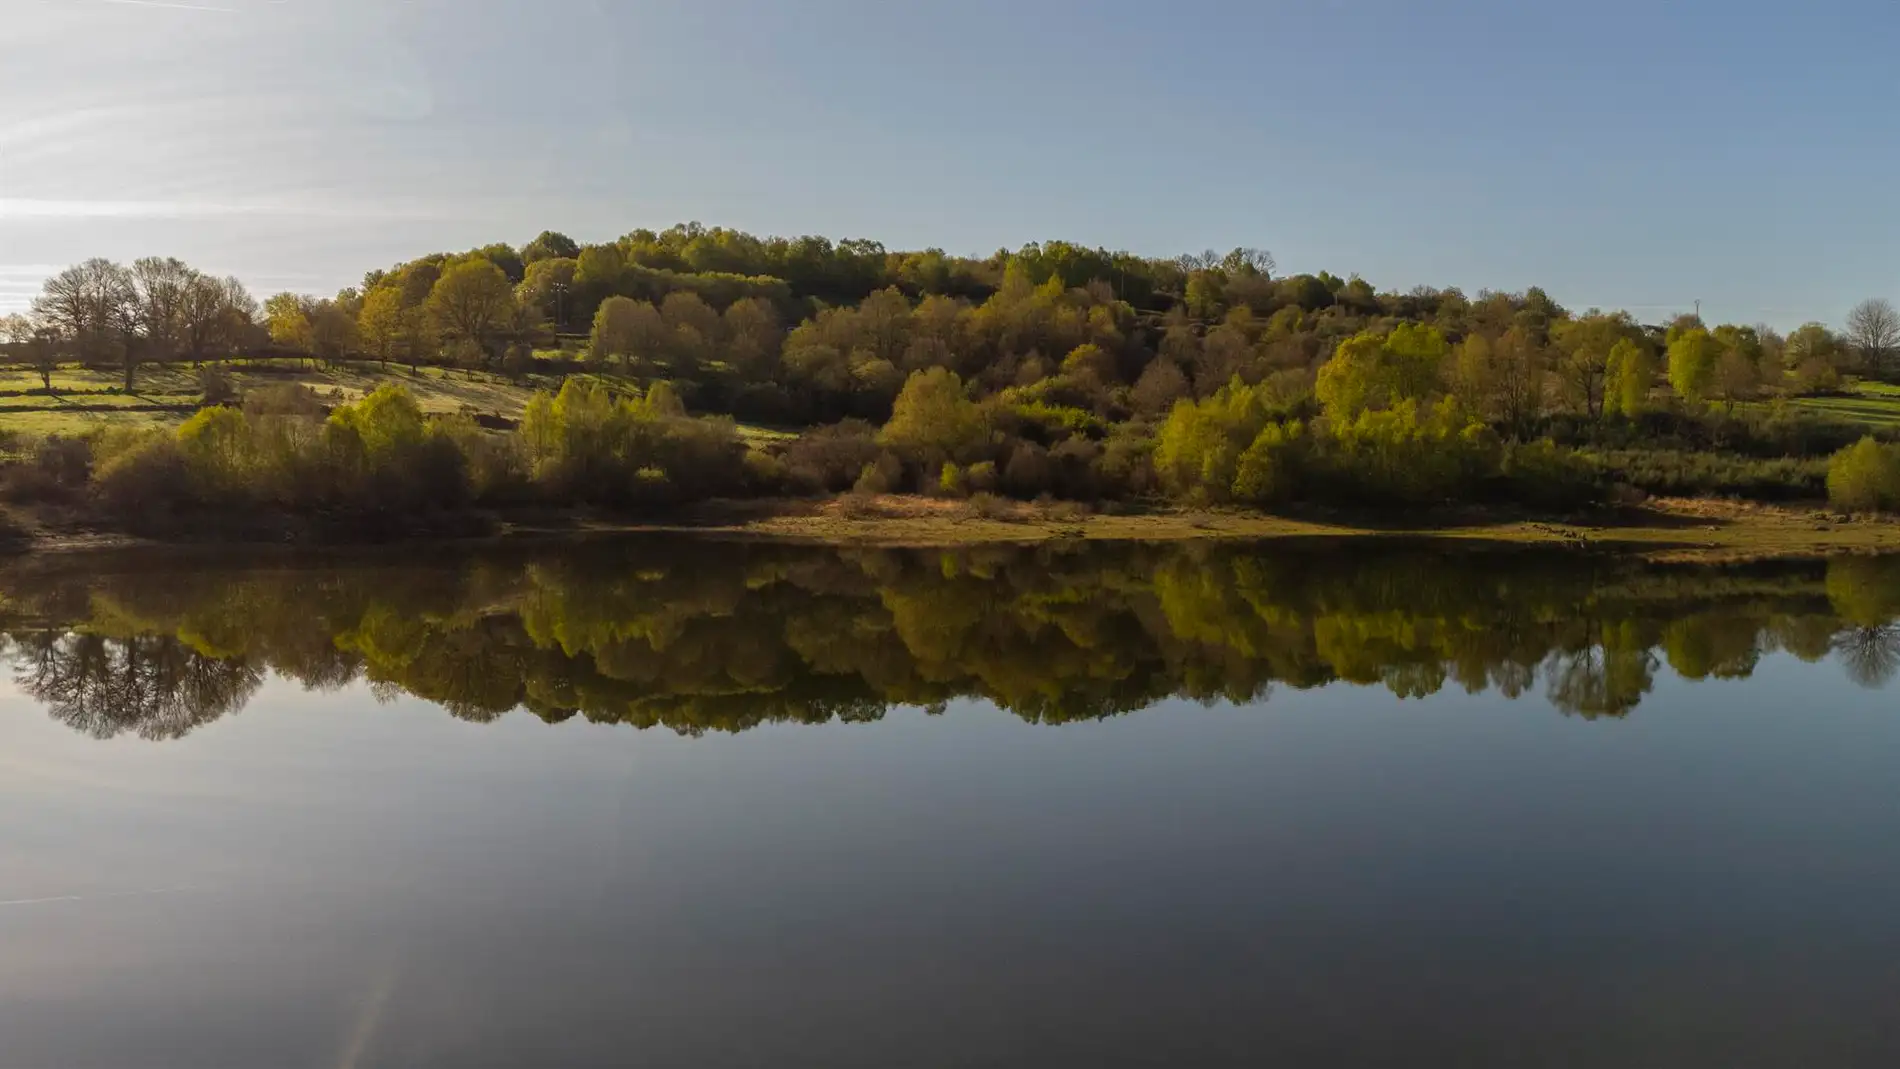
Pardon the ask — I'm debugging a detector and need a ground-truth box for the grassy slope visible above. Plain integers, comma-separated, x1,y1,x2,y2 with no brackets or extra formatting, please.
1782,380,1900,429
0,360,793,445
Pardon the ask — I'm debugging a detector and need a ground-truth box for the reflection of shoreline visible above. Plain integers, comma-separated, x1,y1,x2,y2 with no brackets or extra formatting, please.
10,496,1900,564
1,542,1895,740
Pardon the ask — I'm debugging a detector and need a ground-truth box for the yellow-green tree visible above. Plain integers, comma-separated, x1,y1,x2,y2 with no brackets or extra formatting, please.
1666,328,1716,405
1604,339,1655,417
426,257,516,366
1315,325,1446,419
358,287,405,370
1827,437,1900,512
879,368,988,464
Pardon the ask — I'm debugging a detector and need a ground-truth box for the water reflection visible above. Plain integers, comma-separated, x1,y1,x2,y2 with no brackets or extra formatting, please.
2,540,1898,739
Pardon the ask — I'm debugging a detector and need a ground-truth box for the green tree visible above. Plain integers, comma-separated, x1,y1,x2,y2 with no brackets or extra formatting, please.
1666,328,1716,405
427,258,516,368
1604,339,1654,417
522,231,581,265
358,287,405,370
1316,325,1445,419
879,368,987,464
1827,437,1900,512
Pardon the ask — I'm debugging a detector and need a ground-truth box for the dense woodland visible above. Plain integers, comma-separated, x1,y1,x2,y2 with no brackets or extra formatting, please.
7,222,1900,523
3,542,1898,739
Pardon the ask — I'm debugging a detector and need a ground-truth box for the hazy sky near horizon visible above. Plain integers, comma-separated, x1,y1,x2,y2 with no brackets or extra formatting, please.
4,0,1899,327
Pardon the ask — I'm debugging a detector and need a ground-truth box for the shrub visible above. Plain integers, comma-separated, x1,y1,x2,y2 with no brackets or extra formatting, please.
0,436,91,505
853,452,903,495
243,382,326,419
966,492,1015,520
1827,437,1900,512
783,420,881,493
967,460,998,494
198,365,237,406
1586,448,1825,502
1231,421,1307,505
1001,441,1053,499
939,461,967,497
93,436,196,520
501,344,536,379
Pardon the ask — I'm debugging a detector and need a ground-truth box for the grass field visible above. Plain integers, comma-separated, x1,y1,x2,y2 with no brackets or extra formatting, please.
1783,380,1900,429
0,360,791,447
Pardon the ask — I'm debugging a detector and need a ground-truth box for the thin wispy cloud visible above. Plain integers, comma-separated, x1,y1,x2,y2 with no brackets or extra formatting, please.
0,198,267,220
96,0,241,12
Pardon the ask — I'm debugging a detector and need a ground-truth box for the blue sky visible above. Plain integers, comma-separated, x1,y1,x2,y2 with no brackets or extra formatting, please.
4,0,1898,327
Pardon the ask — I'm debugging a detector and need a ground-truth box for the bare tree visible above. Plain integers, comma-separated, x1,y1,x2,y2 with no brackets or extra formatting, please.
1845,298,1900,379
30,258,138,371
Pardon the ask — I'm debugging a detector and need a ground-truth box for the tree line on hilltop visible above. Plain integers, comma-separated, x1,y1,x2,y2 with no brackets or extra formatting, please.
6,222,1900,518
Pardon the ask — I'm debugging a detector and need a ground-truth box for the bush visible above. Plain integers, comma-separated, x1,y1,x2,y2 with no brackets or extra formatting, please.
939,461,967,497
198,365,237,406
93,436,196,521
783,420,881,493
966,492,1015,520
853,452,903,495
243,383,326,419
1828,437,1900,512
1001,441,1053,499
1586,448,1825,502
0,436,91,505
967,460,998,494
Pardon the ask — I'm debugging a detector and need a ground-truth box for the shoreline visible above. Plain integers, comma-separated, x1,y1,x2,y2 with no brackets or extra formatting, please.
7,495,1900,564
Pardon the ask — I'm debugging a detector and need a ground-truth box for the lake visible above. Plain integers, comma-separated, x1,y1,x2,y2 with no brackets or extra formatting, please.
2,538,1899,1067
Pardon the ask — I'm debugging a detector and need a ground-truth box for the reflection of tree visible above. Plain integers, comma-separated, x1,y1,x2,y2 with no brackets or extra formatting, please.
1545,644,1656,720
1835,626,1900,689
13,632,263,740
0,542,1894,739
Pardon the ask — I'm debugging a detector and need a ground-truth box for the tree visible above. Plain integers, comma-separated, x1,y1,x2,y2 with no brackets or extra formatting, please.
1449,329,1544,437
589,296,645,366
1828,438,1900,512
1785,322,1844,394
358,287,405,370
1131,359,1191,416
1711,346,1763,411
178,274,256,366
1845,298,1900,379
518,257,578,328
721,298,781,376
307,300,358,365
659,291,721,372
1,315,61,389
879,368,987,464
427,258,516,367
1316,325,1445,419
472,243,525,284
1666,328,1717,406
522,231,581,265
32,258,138,372
1552,314,1636,421
1605,339,1655,417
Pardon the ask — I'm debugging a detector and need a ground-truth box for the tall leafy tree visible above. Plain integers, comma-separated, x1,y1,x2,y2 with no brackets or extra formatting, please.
427,258,517,367
1666,328,1717,405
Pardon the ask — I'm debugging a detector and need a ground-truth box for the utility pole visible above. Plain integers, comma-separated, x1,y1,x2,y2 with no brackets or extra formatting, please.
1694,298,1701,322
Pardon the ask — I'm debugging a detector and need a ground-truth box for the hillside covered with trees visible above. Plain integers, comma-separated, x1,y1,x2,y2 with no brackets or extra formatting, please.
6,222,1900,533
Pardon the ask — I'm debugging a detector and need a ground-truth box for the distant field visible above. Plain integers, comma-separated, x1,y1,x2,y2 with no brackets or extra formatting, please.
0,359,792,448
1785,382,1900,429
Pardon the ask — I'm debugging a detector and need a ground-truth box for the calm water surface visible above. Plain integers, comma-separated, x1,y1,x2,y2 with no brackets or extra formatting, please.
2,539,1899,1067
